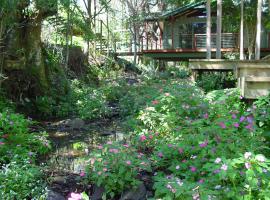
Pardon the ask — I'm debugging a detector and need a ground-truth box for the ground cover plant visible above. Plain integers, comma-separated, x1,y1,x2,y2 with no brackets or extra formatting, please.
84,77,270,199
0,97,51,199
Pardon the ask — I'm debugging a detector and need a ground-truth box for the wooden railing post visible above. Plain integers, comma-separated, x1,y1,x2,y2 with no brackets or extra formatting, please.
194,34,197,49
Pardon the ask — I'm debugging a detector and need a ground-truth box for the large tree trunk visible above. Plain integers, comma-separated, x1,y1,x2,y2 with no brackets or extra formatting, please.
240,0,244,60
255,0,262,60
2,1,60,101
216,0,222,59
206,0,211,59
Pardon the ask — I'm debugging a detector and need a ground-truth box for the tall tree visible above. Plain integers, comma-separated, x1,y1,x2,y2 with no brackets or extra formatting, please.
255,0,262,60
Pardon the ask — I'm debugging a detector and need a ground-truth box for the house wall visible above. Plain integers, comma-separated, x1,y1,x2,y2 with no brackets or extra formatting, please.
163,16,207,49
162,16,270,50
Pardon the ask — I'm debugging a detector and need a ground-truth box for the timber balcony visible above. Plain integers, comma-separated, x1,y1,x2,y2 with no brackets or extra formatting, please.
116,33,270,60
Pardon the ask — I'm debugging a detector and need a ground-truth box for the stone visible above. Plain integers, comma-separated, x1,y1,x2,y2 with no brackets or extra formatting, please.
47,190,65,200
120,183,147,200
66,118,85,130
91,185,105,200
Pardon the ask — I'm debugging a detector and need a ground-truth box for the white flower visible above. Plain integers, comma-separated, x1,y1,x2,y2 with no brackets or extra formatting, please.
244,152,252,159
215,157,222,164
255,154,266,162
221,164,228,171
214,185,222,190
176,165,180,170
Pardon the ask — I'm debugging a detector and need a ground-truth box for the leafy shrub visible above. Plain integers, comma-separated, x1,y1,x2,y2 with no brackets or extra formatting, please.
83,78,270,199
0,111,50,163
0,160,47,199
71,79,111,119
85,142,151,198
196,72,236,92
0,93,14,112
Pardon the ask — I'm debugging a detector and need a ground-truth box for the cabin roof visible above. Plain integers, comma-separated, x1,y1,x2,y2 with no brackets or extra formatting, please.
161,1,207,19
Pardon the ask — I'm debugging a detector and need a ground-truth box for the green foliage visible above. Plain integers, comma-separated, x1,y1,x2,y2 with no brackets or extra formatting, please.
0,160,47,200
253,94,270,142
85,142,151,198
83,76,270,199
71,79,112,120
0,109,49,199
196,72,236,93
0,111,50,164
0,93,14,112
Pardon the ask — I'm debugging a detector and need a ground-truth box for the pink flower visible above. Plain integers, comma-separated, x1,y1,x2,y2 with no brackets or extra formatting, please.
123,144,129,148
240,116,246,122
126,160,131,165
203,113,209,119
247,116,253,123
233,123,239,128
168,144,173,148
190,166,197,172
182,159,187,163
231,114,237,119
140,135,147,142
68,192,82,200
199,140,208,148
97,145,103,149
103,168,108,172
152,100,159,105
219,122,226,129
165,93,170,96
149,135,153,139
1,134,9,138
107,141,112,145
178,148,184,154
0,142,5,145
245,124,253,130
213,169,220,174
79,171,85,177
245,162,251,169
109,148,119,153
158,152,163,158
198,179,204,184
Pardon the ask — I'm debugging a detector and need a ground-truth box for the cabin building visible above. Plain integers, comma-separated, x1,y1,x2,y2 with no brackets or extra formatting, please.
117,1,270,60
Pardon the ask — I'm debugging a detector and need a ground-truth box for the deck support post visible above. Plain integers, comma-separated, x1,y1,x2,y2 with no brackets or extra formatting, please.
240,0,244,60
255,0,262,60
216,0,222,59
206,0,212,59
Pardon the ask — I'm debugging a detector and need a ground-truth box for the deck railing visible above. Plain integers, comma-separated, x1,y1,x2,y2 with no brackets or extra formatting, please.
116,32,270,53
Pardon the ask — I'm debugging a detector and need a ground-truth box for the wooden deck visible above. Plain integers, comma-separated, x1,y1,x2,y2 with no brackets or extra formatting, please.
189,59,270,99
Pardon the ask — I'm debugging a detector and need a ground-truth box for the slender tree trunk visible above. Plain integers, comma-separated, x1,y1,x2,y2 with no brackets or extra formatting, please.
93,0,97,54
240,0,244,60
133,25,137,64
206,0,211,59
87,0,92,58
107,10,110,56
65,0,71,69
0,21,4,88
216,0,222,59
255,0,262,60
